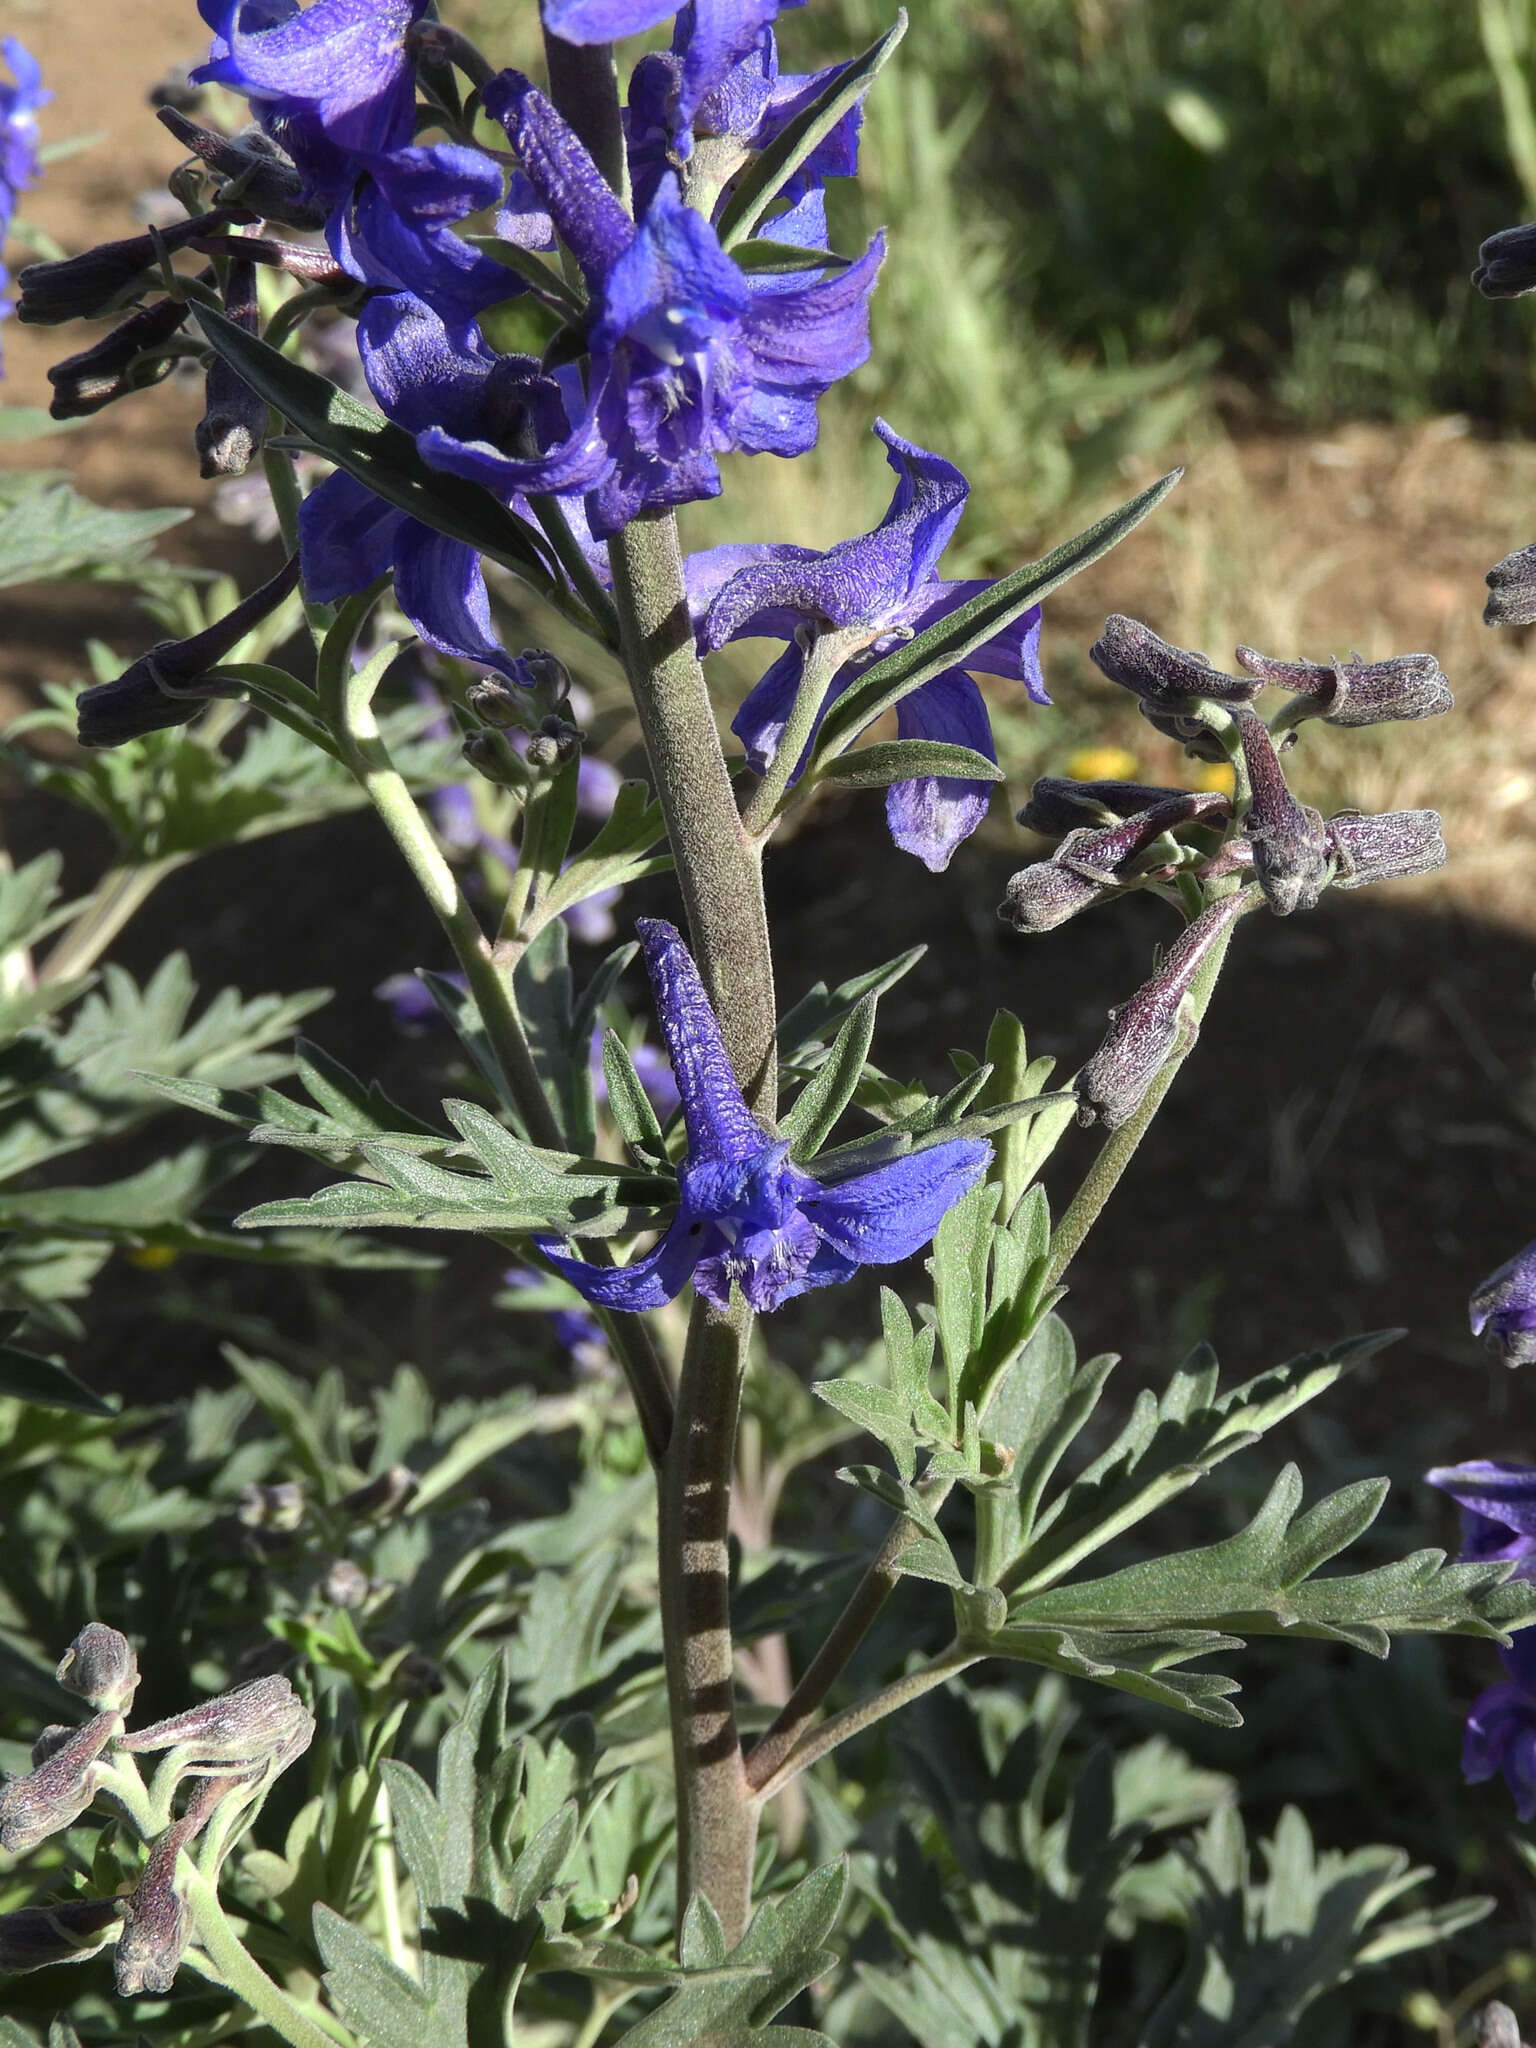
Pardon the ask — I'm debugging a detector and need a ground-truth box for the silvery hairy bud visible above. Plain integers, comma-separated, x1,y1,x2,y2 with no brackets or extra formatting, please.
57,1625,139,1715
1470,1242,1536,1368
188,230,354,287
521,648,574,716
113,1781,223,1998
1075,888,1255,1129
1089,614,1259,705
1229,705,1329,916
1000,792,1227,933
320,1558,371,1609
121,1674,315,1775
156,109,328,230
0,1714,121,1855
0,1896,124,1973
1484,542,1536,627
1234,644,1451,726
236,1478,305,1531
339,1462,418,1521
1326,808,1446,889
17,209,247,324
525,715,582,771
1473,221,1536,298
464,727,534,793
1016,775,1215,839
76,556,301,748
1476,2001,1527,2048
467,676,532,730
45,295,191,419
195,251,265,479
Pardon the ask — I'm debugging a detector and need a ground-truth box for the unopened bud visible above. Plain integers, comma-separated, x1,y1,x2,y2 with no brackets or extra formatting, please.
57,1625,140,1715
115,1814,198,1996
121,1674,314,1774
1485,542,1536,627
0,1714,121,1855
1474,221,1536,298
1017,775,1207,838
236,1478,306,1531
1000,793,1223,933
1470,1242,1536,1368
467,676,531,729
463,727,533,792
1326,808,1446,889
156,110,328,231
17,211,244,324
339,1463,417,1521
1476,2000,1526,2048
526,715,581,771
521,648,572,711
76,555,300,748
1239,644,1452,727
31,1724,77,1768
1230,705,1329,916
0,1896,124,1973
1075,889,1254,1129
395,1652,445,1698
46,295,190,419
1089,615,1258,705
195,253,264,479
320,1558,370,1609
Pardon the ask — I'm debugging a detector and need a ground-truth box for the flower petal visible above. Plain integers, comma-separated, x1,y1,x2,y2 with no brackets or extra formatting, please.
393,524,525,680
804,1137,991,1267
297,468,408,602
536,1210,717,1311
485,70,634,287
1427,1460,1536,1539
638,918,765,1164
885,668,998,871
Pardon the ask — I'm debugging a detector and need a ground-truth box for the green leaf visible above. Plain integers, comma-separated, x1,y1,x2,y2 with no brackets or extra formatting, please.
929,1182,999,1417
191,304,557,589
810,468,1183,765
463,233,586,315
602,1029,669,1166
730,239,854,273
776,945,925,1063
782,992,878,1161
718,13,907,246
813,740,1004,791
0,476,187,588
314,1904,432,2047
812,1378,920,1482
0,1341,113,1415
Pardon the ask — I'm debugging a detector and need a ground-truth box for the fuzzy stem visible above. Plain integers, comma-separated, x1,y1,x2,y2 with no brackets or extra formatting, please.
183,1871,340,2048
749,1644,979,1806
660,1294,759,1944
608,512,777,1114
40,858,185,983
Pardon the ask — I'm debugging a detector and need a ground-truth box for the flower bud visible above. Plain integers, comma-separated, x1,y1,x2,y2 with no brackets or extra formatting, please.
1089,615,1258,705
320,1558,371,1609
463,727,534,792
17,211,244,324
195,253,264,479
114,1827,193,1996
467,676,532,730
1470,1242,1536,1368
1230,705,1329,916
1326,808,1446,889
56,1625,139,1715
46,295,190,419
120,1675,314,1773
1075,889,1254,1129
520,648,573,714
1484,542,1536,628
0,1714,121,1855
1016,775,1205,838
76,555,300,748
1474,221,1536,298
0,1896,124,1973
1239,644,1453,727
1000,793,1224,933
156,109,328,230
1476,2001,1525,2048
526,715,581,770
339,1463,418,1521
236,1478,305,1531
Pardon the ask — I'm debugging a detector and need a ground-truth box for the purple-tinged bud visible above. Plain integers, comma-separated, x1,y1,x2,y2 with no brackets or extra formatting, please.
1017,775,1211,838
0,1714,121,1854
195,252,264,479
1484,542,1536,627
1476,2002,1525,2048
0,1896,124,1973
113,1785,219,1998
76,555,300,749
1233,644,1337,704
187,230,353,287
156,109,327,231
1474,221,1536,298
1089,615,1259,705
1470,1242,1536,1367
1000,793,1225,933
57,1625,139,1715
31,1724,77,1768
120,1674,314,1775
339,1463,418,1521
320,1559,370,1609
1075,888,1255,1129
1230,705,1329,916
46,295,190,419
1326,808,1446,889
526,715,581,770
16,210,247,324
1239,645,1452,727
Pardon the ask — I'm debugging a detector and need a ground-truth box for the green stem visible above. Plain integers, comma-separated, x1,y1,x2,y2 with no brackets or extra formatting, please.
184,1871,341,2048
41,858,185,983
608,513,777,1114
263,440,334,642
659,1294,759,1944
740,634,849,839
1044,908,1240,1290
528,491,623,650
749,1644,979,1806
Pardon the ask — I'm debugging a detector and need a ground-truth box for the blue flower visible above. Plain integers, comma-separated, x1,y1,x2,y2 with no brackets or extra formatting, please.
689,418,1048,871
0,38,46,347
1426,1460,1536,1571
538,918,991,1313
1470,1241,1536,1367
1464,1630,1536,1821
419,73,881,537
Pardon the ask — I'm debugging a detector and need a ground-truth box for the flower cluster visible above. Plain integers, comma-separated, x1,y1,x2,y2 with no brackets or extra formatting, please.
0,1624,312,1992
1002,615,1450,1128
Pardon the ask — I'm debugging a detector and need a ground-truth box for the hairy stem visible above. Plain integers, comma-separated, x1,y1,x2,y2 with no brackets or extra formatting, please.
184,1871,341,2048
660,1295,759,1944
608,512,777,1113
41,858,185,983
749,1644,979,1806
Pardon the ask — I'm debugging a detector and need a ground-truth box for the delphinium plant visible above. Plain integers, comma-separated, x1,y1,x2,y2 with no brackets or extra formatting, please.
4,3,1536,2043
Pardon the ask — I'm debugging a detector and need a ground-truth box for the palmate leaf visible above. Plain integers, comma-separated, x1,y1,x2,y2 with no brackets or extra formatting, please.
0,475,187,589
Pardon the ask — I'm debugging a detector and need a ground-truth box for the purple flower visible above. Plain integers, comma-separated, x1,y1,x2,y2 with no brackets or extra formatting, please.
538,919,990,1313
1464,1629,1536,1821
1426,1460,1536,1572
419,74,882,538
1470,1242,1536,1368
691,418,1048,870
0,38,45,346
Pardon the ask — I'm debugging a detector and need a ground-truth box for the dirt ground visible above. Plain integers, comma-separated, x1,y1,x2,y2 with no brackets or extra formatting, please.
7,0,1536,1496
